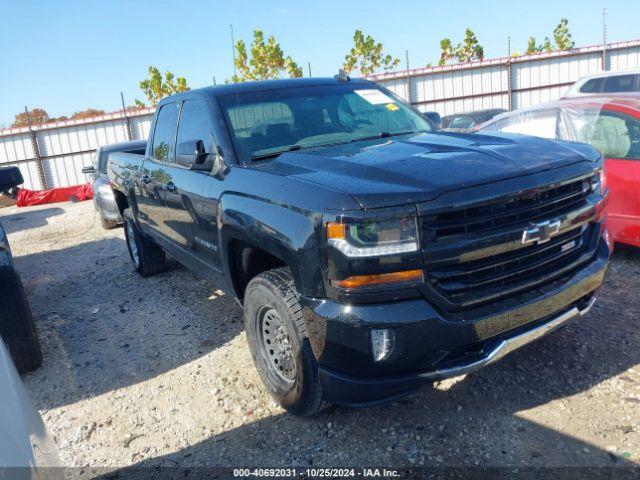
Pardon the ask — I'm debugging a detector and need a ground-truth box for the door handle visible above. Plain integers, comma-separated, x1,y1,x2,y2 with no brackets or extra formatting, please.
164,182,177,192
141,174,151,184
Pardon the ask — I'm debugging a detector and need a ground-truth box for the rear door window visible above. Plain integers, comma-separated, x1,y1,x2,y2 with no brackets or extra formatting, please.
602,74,638,93
151,103,179,162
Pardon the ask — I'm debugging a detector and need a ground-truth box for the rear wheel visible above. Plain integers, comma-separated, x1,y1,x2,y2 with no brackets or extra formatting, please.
244,267,329,416
123,209,167,277
0,266,42,373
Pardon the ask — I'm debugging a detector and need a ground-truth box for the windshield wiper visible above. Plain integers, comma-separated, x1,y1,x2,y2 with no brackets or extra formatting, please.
350,131,424,143
250,144,302,161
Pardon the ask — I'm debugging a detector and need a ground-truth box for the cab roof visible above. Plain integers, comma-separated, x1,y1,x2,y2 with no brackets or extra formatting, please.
163,77,375,103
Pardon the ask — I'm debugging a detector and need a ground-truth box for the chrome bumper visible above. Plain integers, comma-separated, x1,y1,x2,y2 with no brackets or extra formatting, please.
427,296,597,380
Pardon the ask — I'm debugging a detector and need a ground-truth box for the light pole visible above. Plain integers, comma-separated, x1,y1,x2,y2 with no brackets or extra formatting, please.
602,8,608,71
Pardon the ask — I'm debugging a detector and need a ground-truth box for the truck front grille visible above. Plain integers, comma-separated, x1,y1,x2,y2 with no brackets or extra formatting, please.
422,176,594,241
420,175,600,312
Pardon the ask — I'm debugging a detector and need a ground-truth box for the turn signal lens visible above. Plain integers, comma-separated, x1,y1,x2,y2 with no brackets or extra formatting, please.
326,222,346,239
331,269,423,289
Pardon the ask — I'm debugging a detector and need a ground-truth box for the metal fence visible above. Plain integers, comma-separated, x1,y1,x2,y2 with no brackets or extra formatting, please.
367,39,640,116
2,39,640,191
0,109,154,191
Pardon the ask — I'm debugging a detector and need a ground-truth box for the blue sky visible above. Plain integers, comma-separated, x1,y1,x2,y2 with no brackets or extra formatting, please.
1,0,638,127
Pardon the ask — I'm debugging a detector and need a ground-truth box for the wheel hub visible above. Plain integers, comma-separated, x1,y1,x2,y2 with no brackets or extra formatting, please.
258,307,296,383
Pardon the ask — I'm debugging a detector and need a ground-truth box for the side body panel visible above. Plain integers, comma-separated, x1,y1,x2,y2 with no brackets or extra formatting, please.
605,156,640,247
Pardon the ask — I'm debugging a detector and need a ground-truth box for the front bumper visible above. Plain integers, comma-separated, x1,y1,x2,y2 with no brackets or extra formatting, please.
301,237,610,406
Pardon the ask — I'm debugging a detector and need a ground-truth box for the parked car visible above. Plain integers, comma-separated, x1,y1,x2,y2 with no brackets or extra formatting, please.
82,140,147,229
441,108,507,131
0,166,42,373
0,337,61,478
109,77,610,416
422,111,442,129
563,70,640,98
478,94,640,248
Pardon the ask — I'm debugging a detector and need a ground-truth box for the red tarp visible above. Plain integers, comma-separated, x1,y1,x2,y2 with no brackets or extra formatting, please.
16,183,93,207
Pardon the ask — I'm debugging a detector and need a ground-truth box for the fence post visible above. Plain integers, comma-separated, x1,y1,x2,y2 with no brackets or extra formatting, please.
507,58,513,110
24,107,47,190
121,92,132,141
405,50,412,104
506,37,513,110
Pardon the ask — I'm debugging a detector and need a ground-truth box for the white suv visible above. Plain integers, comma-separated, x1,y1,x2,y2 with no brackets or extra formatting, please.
563,70,640,98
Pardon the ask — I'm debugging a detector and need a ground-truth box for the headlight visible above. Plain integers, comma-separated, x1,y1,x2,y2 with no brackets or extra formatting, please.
324,209,423,295
326,216,419,258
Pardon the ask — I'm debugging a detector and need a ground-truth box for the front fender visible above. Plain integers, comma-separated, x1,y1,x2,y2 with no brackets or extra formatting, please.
219,193,325,298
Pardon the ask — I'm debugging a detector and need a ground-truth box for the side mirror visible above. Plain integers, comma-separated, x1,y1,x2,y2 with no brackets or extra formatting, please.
0,166,24,191
81,165,97,174
423,111,442,130
176,140,210,169
210,145,229,178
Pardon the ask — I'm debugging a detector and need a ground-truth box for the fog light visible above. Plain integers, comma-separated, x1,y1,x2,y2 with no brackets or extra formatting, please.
371,329,395,363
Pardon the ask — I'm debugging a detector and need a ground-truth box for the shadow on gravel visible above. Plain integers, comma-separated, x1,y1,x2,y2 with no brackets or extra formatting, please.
96,251,640,472
16,237,243,411
0,206,65,234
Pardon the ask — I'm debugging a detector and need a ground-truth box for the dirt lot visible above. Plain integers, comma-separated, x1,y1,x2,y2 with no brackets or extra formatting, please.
2,200,639,471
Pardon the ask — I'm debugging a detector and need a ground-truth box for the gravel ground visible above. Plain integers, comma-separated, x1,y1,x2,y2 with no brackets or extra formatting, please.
1,200,639,472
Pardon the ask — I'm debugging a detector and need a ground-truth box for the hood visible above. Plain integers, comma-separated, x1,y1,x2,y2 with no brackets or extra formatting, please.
257,132,599,209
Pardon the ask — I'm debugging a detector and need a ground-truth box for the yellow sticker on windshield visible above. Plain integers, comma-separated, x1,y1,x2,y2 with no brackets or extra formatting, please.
386,103,399,112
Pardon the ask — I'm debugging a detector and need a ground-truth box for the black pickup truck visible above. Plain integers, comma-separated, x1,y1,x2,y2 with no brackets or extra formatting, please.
109,77,611,416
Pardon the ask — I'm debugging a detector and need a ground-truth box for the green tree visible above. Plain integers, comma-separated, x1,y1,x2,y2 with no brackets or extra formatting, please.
12,108,50,127
136,66,189,107
457,29,484,63
438,29,484,65
526,36,553,54
526,36,537,54
525,18,574,54
343,30,400,75
230,29,303,82
439,38,456,66
553,17,575,50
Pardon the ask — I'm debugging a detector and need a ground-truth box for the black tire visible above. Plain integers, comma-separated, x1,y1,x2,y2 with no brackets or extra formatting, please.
101,217,119,230
244,267,329,416
123,209,167,277
0,266,42,373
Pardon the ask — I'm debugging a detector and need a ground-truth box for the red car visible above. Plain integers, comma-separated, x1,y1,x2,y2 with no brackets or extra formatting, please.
479,94,640,248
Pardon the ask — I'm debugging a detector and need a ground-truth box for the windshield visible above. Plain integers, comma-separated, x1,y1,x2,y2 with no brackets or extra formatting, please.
218,84,432,161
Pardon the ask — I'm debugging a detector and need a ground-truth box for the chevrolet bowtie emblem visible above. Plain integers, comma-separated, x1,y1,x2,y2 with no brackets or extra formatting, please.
521,219,561,245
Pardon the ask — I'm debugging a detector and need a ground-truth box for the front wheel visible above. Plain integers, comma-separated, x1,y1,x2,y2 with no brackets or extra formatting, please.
244,267,329,416
123,209,167,277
